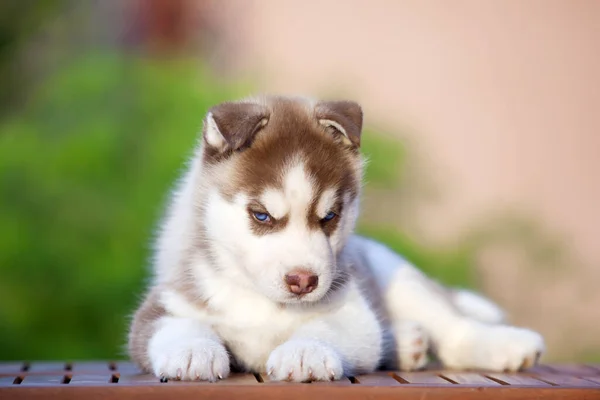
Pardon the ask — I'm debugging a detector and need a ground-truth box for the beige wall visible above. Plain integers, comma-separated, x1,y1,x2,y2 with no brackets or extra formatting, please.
212,0,600,360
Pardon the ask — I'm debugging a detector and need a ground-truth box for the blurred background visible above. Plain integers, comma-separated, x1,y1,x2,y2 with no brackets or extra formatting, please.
1,0,599,363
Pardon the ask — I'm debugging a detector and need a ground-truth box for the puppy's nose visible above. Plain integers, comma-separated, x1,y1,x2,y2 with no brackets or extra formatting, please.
284,270,319,295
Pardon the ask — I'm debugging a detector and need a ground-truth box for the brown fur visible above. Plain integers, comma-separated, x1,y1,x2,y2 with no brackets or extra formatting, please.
128,289,166,371
205,97,362,235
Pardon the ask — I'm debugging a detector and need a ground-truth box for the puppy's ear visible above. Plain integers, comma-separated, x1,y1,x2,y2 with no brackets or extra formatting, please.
203,102,270,152
315,100,363,147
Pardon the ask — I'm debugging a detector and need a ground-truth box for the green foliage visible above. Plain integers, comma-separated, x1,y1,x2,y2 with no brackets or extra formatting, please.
0,53,475,361
0,54,245,360
360,131,406,188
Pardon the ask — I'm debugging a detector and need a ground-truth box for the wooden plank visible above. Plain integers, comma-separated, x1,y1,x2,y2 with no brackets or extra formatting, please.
396,372,455,385
439,372,501,386
117,373,163,385
26,362,68,374
114,362,141,375
0,376,18,386
69,374,113,385
69,362,112,373
532,373,600,387
164,373,259,385
1,384,599,399
583,376,600,385
352,372,402,386
586,365,600,373
546,364,600,376
21,375,65,386
526,364,556,374
485,373,552,386
0,362,24,375
311,377,353,386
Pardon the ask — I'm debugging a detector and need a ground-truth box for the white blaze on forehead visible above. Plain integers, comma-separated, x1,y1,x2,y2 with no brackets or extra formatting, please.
316,188,338,218
260,189,289,219
283,161,314,222
253,161,316,222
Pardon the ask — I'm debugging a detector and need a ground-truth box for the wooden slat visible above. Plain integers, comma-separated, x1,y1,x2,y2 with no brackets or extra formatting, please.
526,365,556,374
26,362,68,374
0,376,17,386
1,384,598,399
583,376,600,385
439,372,501,386
586,364,600,373
113,361,142,375
255,373,351,385
396,372,454,385
70,361,113,373
545,364,600,376
164,373,259,385
485,373,552,386
0,362,24,375
532,373,600,387
21,375,65,386
352,372,402,386
70,374,113,385
117,373,163,384
311,377,353,386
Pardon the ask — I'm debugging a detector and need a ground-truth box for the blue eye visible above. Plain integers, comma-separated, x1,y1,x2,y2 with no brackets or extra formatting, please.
322,211,337,222
252,212,271,222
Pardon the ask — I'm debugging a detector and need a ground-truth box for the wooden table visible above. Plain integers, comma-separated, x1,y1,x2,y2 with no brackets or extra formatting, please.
1,361,599,399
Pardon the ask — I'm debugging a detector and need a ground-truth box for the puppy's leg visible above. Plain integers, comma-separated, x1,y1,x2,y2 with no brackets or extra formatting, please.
450,288,506,324
390,320,430,371
266,287,382,382
384,266,544,372
128,291,230,381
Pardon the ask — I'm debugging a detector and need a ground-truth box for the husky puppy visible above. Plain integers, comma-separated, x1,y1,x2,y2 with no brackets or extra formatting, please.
128,95,544,382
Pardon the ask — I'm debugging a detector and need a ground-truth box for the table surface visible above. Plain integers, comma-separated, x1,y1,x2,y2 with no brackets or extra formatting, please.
1,361,599,399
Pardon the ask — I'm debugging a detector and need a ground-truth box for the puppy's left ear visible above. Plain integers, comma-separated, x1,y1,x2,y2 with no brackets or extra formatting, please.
203,101,270,153
315,100,363,147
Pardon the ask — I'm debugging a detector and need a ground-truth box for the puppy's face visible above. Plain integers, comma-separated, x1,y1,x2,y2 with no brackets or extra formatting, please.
199,96,363,304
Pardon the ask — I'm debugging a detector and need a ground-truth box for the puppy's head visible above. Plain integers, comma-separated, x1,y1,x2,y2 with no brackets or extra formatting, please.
198,96,364,304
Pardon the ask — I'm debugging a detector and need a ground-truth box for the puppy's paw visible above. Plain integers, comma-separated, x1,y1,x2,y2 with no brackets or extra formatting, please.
441,323,544,372
266,339,344,382
394,320,429,371
149,338,230,381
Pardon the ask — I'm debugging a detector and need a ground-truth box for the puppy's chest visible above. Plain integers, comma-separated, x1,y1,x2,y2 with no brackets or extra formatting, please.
207,293,310,371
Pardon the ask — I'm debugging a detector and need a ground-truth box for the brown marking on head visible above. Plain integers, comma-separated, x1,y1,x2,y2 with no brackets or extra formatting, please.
202,101,270,163
200,96,364,236
315,100,363,147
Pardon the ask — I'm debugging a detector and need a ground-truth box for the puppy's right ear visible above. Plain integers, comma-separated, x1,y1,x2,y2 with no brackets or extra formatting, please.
203,102,270,153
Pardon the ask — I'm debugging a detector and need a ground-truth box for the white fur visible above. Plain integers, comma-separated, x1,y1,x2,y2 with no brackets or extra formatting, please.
351,236,544,372
316,188,337,218
260,188,289,219
452,289,506,324
148,316,230,381
204,113,226,150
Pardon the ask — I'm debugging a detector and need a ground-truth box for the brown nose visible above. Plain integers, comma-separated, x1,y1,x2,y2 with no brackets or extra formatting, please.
284,270,319,295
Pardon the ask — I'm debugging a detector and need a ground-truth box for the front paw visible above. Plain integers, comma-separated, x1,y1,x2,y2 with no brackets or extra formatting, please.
149,338,230,381
266,339,344,382
441,323,544,372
